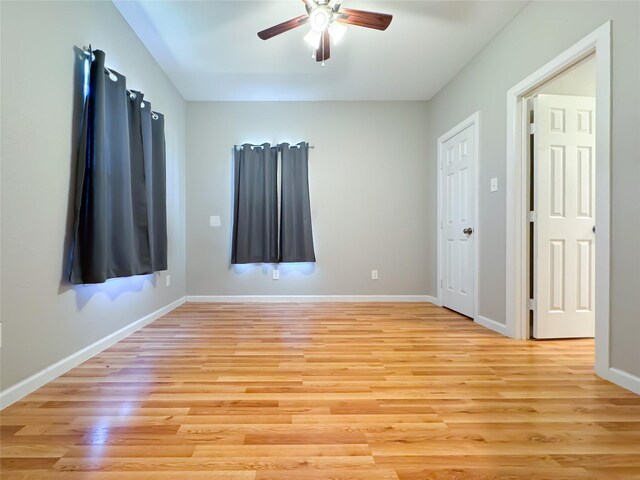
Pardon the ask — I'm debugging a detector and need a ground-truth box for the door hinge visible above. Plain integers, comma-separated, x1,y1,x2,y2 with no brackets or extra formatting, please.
529,299,536,311
440,220,443,229
440,279,443,288
528,211,537,222
529,122,536,135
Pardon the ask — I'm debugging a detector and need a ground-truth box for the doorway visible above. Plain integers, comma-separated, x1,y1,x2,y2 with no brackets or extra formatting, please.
526,55,596,339
505,22,611,378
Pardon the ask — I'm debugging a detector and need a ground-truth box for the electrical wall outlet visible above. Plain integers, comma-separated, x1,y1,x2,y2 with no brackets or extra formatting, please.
371,269,379,280
272,269,280,280
490,177,498,192
210,215,221,227
166,275,171,287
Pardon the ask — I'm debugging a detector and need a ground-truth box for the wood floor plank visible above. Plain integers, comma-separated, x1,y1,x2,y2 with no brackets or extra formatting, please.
2,473,256,480
392,466,598,480
1,302,638,479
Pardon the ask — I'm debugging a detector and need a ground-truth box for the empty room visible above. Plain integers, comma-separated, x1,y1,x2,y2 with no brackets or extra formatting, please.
1,0,639,479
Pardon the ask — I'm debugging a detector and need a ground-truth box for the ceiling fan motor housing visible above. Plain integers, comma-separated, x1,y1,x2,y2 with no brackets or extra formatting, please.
309,6,333,32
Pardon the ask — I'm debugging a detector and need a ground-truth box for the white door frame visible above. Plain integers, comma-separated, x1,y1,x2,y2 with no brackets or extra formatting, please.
505,23,611,375
436,111,481,325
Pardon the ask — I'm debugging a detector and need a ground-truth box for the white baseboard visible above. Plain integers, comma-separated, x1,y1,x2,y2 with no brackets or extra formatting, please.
187,295,434,303
0,296,186,410
475,315,510,336
426,295,441,306
599,367,640,395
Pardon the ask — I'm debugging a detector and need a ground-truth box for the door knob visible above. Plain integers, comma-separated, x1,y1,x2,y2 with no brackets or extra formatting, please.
463,228,473,235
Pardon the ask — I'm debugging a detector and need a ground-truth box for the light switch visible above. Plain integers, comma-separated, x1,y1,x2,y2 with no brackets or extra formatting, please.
490,177,498,192
166,275,171,287
272,269,280,280
210,215,221,227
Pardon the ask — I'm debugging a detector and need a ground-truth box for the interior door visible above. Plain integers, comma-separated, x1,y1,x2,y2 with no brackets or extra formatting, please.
441,125,475,317
533,94,595,338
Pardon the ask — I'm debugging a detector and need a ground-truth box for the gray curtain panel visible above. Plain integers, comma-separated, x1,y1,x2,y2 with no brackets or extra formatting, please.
69,49,167,284
126,89,152,275
279,142,316,263
149,110,168,271
231,144,279,264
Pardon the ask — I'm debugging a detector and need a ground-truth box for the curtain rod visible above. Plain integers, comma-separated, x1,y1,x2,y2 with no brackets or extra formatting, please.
234,143,315,149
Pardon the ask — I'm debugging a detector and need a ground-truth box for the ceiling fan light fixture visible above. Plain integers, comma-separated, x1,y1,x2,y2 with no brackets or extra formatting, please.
304,29,322,49
328,21,347,44
309,7,331,32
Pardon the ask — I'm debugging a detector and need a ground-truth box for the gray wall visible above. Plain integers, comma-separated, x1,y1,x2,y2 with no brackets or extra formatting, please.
0,1,187,391
425,1,639,375
186,102,429,296
537,53,595,96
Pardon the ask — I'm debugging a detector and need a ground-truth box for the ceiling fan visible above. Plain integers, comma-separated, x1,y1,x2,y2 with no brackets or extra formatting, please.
257,0,393,65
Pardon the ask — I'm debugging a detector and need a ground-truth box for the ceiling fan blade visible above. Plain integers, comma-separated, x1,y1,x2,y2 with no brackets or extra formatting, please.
336,8,393,31
315,31,330,62
258,15,309,40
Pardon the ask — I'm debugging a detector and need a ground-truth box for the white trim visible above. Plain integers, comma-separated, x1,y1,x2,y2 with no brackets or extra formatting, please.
475,315,510,337
436,111,481,323
425,295,441,306
506,23,611,374
0,296,186,410
600,368,640,396
187,295,434,303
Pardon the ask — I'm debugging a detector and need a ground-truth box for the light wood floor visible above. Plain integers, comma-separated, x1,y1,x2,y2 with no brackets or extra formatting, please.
2,303,639,480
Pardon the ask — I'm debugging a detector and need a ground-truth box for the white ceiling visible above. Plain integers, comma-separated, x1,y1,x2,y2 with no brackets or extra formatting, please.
114,0,528,101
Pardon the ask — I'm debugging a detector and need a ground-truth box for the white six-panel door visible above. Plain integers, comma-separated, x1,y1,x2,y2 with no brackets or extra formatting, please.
533,94,596,339
441,125,475,317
